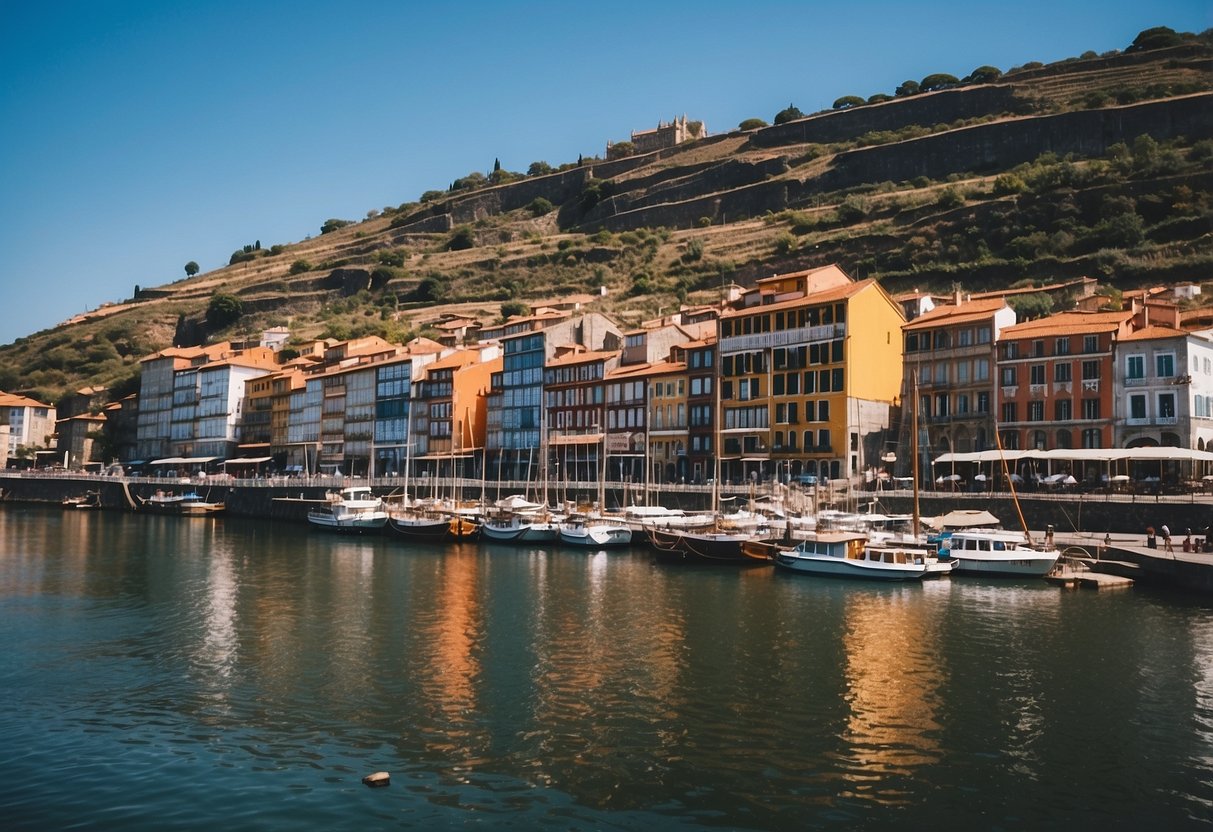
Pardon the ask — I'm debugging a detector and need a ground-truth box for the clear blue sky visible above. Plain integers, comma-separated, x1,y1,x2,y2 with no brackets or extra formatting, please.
1,1,1208,346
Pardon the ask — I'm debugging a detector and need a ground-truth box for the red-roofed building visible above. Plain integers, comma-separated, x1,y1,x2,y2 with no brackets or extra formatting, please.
1115,325,1213,452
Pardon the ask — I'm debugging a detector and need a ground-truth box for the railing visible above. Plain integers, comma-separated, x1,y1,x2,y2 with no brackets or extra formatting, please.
720,323,845,354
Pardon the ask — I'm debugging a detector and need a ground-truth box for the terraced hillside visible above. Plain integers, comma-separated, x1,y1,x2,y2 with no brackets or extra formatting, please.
1,34,1210,407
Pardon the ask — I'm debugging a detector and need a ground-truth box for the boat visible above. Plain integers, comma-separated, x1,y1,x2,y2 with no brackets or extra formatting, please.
935,528,1060,577
773,531,929,581
62,490,101,509
307,486,388,532
558,514,632,548
646,521,774,565
386,502,455,541
142,490,224,516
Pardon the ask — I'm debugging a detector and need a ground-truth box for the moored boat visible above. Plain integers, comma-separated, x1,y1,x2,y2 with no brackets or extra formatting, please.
62,490,101,510
936,528,1059,577
773,531,928,581
647,525,773,565
558,515,632,548
307,486,388,533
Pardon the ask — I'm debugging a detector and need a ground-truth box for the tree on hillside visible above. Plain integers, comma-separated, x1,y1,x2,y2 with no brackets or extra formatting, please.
446,226,476,251
606,141,636,161
184,261,199,278
832,96,866,109
866,94,893,104
321,218,351,234
206,293,243,330
738,118,768,131
774,104,804,125
1008,292,1053,321
894,79,919,96
499,301,528,322
964,65,1002,83
528,161,553,176
1127,26,1183,52
920,73,960,92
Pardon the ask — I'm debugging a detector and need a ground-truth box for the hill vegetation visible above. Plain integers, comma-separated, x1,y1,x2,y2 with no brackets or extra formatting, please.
2,26,1211,410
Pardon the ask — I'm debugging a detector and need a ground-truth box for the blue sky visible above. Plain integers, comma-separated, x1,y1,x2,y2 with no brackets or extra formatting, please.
0,1,1209,347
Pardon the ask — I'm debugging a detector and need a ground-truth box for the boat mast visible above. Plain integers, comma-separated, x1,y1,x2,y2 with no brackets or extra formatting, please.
993,416,1032,544
911,372,920,538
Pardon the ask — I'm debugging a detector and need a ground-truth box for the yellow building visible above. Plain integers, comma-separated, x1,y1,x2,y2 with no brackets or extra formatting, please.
717,265,904,485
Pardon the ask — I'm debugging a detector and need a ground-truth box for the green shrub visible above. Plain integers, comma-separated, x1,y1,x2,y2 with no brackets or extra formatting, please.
446,226,476,251
290,260,312,274
528,197,554,217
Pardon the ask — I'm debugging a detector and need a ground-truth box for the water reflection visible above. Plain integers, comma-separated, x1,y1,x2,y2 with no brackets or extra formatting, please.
2,509,1213,830
838,584,944,805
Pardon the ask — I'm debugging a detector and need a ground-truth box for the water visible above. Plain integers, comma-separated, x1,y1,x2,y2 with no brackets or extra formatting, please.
1,507,1211,830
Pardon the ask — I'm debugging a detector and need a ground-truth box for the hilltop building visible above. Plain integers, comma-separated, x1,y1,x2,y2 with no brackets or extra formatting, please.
0,391,57,465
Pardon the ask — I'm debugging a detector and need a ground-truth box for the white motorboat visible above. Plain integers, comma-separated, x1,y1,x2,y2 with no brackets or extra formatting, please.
558,515,632,548
936,529,1059,577
307,486,388,532
774,531,929,581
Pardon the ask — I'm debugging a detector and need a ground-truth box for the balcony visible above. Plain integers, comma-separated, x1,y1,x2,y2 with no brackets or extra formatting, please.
720,322,845,355
1124,376,1147,387
1155,416,1178,426
1082,379,1100,393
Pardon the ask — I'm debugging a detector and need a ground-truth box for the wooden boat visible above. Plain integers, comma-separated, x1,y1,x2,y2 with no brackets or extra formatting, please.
647,525,773,565
773,531,929,581
387,506,452,541
307,486,388,532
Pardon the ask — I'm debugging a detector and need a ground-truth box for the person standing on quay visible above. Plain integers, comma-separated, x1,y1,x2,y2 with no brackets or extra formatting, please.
1162,524,1173,553
1146,526,1156,549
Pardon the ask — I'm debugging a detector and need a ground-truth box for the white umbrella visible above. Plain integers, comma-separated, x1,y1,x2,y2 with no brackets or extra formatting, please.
974,473,987,481
1062,475,1077,485
1111,474,1131,482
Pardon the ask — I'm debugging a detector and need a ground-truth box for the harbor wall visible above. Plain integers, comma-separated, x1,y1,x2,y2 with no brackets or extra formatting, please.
2,473,1209,536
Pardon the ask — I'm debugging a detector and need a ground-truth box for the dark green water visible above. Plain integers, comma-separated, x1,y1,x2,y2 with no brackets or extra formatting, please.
1,506,1211,830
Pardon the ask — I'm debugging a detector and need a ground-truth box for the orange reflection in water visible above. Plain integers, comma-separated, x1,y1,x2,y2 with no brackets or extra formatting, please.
837,585,947,805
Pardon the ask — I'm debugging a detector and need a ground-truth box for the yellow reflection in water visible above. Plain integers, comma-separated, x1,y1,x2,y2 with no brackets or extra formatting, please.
838,586,945,804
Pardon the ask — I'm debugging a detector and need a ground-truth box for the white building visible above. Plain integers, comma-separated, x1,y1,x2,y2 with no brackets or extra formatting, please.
1115,325,1213,451
0,391,57,461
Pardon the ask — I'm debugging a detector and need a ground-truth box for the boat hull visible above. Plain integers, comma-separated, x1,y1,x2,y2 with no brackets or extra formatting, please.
648,527,770,565
307,511,388,532
388,516,451,541
949,556,1057,577
774,554,926,581
559,524,632,548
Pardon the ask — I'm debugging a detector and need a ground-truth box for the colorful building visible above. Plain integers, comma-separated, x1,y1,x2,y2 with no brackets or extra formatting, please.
718,265,904,484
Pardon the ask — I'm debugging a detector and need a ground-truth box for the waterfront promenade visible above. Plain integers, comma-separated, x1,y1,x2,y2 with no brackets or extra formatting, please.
3,468,1209,534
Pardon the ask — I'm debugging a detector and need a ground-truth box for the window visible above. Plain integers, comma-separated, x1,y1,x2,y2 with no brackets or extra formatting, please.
1054,363,1072,382
1082,428,1102,449
1082,360,1100,381
978,326,991,344
1129,395,1146,420
1126,354,1145,379
977,392,990,413
957,394,969,414
1055,337,1070,355
1055,399,1072,421
1029,401,1044,421
1083,335,1098,353
975,359,990,382
1001,402,1017,423
1082,399,1101,420
1158,393,1176,419
1000,367,1017,386
816,429,831,450
1032,340,1045,357
1030,364,1046,385
1056,429,1072,449
1156,353,1175,378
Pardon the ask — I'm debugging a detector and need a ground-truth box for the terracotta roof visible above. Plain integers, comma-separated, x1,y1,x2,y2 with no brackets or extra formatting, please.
721,278,878,319
1119,325,1188,342
0,391,52,408
546,349,619,368
606,360,685,379
903,298,1009,331
1000,311,1131,339
673,335,718,350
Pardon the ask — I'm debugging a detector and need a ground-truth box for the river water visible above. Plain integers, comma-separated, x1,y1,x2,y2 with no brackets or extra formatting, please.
1,506,1211,830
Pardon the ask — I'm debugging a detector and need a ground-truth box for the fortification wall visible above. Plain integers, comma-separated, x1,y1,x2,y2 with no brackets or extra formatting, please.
751,84,1026,148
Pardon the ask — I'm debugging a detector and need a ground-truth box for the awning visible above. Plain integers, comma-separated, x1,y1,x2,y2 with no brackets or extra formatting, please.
150,457,185,465
237,442,271,449
549,433,604,446
223,457,273,465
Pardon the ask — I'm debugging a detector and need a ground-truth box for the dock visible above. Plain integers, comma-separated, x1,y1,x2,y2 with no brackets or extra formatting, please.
1044,564,1134,590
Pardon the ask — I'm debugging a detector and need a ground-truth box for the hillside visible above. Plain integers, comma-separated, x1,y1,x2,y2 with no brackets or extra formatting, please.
2,29,1211,407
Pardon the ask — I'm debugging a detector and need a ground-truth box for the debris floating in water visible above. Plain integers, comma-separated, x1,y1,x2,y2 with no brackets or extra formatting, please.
362,771,390,788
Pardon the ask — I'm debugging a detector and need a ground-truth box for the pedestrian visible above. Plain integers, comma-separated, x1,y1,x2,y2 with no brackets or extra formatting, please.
1162,524,1173,553
1044,524,1055,550
1183,530,1192,553
1146,526,1156,549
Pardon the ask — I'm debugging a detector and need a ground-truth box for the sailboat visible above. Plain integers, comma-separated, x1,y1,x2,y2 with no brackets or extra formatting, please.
386,431,451,542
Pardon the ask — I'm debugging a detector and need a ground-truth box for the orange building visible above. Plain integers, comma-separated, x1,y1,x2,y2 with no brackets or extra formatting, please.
995,311,1134,452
